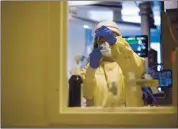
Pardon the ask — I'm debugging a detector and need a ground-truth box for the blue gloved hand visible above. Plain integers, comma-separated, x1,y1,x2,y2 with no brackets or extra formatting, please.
142,87,156,104
95,26,117,45
89,47,102,69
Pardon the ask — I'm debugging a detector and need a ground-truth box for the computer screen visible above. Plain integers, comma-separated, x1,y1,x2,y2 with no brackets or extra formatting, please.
122,35,148,57
153,70,172,87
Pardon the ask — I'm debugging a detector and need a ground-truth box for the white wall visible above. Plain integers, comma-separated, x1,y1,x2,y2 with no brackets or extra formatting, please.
68,18,95,77
164,1,178,10
119,24,141,36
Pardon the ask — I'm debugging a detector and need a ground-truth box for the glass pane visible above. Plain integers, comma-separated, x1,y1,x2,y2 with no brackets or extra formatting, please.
66,1,177,108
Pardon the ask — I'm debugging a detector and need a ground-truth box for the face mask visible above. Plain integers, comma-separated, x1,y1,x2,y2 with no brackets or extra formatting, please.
100,42,111,57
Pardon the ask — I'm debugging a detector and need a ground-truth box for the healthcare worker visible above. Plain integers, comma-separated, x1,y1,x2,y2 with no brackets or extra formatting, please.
80,21,146,107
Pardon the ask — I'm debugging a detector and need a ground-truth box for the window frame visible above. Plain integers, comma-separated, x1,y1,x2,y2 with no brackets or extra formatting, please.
47,2,178,127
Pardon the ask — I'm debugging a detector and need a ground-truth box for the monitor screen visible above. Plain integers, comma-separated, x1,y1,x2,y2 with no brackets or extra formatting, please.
153,70,172,87
122,35,148,57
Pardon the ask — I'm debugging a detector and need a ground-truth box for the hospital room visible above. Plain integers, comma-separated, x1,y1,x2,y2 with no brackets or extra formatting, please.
1,0,178,128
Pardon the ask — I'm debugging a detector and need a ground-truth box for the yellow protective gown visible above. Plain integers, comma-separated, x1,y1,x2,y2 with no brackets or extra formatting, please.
80,61,125,107
111,36,145,107
80,36,145,107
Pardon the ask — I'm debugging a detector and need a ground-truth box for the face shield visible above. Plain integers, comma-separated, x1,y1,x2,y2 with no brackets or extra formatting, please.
93,33,118,48
93,32,118,57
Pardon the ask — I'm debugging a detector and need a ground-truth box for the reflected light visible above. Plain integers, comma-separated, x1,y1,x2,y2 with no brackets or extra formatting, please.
83,25,89,29
121,7,161,25
154,16,161,25
122,15,141,23
158,87,162,92
88,10,113,21
121,7,140,16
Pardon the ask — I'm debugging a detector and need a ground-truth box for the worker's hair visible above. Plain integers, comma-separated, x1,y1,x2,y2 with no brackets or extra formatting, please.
93,36,98,49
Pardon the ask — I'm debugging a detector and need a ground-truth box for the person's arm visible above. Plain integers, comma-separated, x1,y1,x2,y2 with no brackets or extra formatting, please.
95,26,145,77
80,46,102,106
80,64,97,101
110,36,146,78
